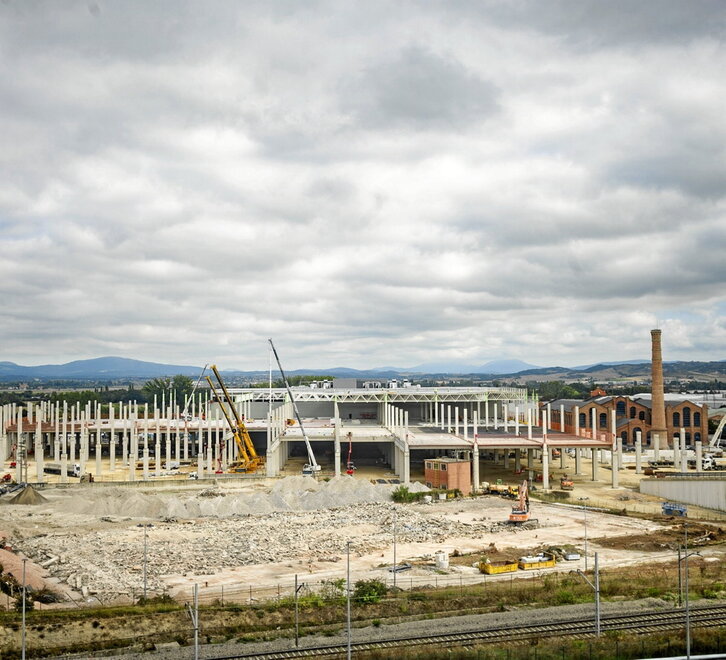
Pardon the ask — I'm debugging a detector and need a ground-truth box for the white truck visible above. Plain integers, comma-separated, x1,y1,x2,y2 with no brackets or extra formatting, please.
44,463,82,478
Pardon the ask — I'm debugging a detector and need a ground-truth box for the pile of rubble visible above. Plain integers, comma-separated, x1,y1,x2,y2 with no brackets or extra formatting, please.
20,501,498,598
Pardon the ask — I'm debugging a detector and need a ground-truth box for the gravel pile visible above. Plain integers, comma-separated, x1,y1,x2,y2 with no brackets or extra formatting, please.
51,476,401,520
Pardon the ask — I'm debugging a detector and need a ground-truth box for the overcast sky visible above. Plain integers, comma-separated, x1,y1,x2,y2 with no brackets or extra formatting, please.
1,1,725,370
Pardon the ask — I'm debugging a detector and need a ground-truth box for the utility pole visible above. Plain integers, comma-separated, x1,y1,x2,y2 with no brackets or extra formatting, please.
21,558,27,660
579,497,589,572
346,541,352,660
185,584,199,660
294,574,305,647
577,551,600,636
685,523,691,660
392,509,397,588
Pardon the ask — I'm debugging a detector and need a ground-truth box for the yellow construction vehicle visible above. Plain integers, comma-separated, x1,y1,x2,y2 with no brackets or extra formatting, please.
206,364,263,473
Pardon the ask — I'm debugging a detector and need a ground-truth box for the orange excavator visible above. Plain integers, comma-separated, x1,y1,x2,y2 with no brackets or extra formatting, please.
508,480,530,524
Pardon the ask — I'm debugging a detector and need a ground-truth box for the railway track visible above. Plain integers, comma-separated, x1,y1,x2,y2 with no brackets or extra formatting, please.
212,603,726,659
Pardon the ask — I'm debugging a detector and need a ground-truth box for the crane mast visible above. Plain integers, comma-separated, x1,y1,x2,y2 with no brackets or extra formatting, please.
268,339,320,475
205,364,262,472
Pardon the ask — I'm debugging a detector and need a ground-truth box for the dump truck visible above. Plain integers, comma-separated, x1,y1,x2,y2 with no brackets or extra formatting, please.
518,552,556,570
479,558,518,574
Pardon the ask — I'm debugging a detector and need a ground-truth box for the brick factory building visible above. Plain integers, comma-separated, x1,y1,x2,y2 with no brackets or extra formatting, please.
424,457,472,495
545,394,709,447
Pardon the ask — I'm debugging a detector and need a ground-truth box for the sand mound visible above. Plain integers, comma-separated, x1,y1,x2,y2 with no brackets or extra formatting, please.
9,486,48,505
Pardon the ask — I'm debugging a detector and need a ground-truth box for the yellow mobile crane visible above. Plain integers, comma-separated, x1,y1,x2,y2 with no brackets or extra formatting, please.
205,364,263,473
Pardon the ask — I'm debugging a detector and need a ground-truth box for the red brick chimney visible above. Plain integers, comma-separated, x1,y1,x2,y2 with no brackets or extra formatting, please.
650,329,668,449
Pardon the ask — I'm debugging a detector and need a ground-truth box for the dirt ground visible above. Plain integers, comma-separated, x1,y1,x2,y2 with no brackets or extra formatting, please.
1,451,725,611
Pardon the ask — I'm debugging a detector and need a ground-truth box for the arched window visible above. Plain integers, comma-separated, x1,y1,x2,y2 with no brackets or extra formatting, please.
646,431,651,445
694,412,701,427
683,407,691,426
685,432,691,444
633,427,642,443
629,406,636,419
599,412,607,428
673,412,680,427
638,410,645,420
616,401,626,416
695,432,701,443
621,431,628,443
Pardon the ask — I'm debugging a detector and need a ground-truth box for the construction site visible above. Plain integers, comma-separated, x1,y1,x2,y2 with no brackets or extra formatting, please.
1,333,725,657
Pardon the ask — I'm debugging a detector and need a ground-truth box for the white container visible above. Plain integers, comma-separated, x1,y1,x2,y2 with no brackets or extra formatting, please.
438,493,447,501
435,550,449,569
423,495,433,504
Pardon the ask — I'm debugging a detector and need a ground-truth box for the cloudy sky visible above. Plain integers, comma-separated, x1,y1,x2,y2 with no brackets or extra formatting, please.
1,1,725,370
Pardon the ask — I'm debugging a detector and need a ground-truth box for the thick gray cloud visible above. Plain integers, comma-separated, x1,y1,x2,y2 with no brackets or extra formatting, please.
0,0,724,369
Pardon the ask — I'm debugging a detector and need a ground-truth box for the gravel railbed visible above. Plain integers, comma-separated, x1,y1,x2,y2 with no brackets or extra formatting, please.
64,597,675,659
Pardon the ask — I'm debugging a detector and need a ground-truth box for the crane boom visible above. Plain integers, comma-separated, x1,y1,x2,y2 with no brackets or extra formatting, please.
268,338,320,473
209,364,258,461
205,375,251,467
181,364,208,421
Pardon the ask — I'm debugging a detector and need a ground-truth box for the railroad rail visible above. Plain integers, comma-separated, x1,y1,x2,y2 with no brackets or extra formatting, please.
211,604,726,659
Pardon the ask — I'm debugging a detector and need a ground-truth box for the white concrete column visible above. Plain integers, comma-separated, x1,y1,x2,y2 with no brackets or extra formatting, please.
463,408,468,441
473,410,479,439
590,407,597,443
635,430,642,474
60,453,68,483
155,439,162,477
611,438,620,488
527,408,533,440
334,420,341,477
434,400,439,427
542,446,550,490
591,448,599,481
35,418,44,483
472,441,480,493
484,400,489,427
560,404,565,433
527,447,534,469
165,435,172,470
680,430,687,472
95,441,102,479
142,445,150,480
514,406,520,436
695,440,703,472
653,432,660,461
560,447,566,469
197,452,204,479
575,445,583,475
493,403,498,430
454,406,460,436
514,448,521,471
673,433,680,467
503,447,510,470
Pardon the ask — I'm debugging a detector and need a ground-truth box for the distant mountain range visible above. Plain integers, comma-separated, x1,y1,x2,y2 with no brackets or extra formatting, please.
0,356,724,382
